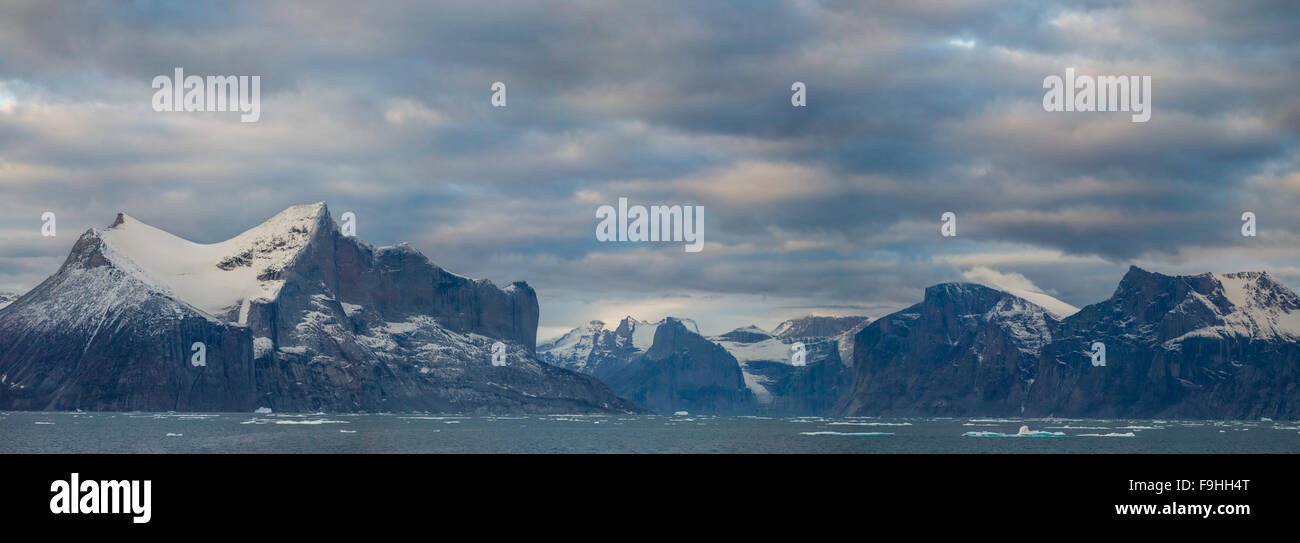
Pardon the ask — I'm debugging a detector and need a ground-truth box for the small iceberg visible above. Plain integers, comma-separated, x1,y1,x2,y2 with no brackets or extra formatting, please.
339,430,357,434
963,425,1065,438
800,431,894,437
1076,432,1136,437
828,421,912,426
166,433,183,437
673,411,689,416
254,407,273,414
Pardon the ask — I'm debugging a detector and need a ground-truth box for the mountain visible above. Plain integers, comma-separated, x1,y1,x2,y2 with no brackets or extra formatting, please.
709,321,857,414
838,283,1060,416
772,316,871,340
539,315,862,414
602,318,756,414
539,316,754,413
838,267,1300,418
1026,267,1300,419
0,292,18,311
537,316,699,380
0,203,635,413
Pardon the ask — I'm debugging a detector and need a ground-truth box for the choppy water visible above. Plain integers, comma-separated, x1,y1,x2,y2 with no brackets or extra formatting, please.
2,412,1298,453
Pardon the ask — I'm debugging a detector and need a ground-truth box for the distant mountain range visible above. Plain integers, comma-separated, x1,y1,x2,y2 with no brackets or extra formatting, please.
0,204,634,413
4,204,1298,418
839,267,1300,419
539,315,870,415
543,268,1300,419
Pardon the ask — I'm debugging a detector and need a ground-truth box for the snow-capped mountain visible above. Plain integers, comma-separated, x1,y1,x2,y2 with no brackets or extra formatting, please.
540,315,862,414
772,315,871,340
837,283,1060,416
602,318,756,414
0,292,18,311
0,203,634,413
1027,267,1300,419
708,322,852,414
537,316,699,379
838,266,1300,419
540,316,756,413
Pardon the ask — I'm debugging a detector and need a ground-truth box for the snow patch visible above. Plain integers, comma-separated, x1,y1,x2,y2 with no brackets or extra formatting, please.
97,203,326,320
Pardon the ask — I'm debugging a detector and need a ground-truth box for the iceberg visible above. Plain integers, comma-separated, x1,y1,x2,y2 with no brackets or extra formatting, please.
963,425,1065,438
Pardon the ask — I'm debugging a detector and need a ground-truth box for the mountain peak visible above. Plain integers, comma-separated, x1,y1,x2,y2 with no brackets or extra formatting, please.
1095,267,1300,343
92,204,336,320
713,325,774,344
772,315,870,339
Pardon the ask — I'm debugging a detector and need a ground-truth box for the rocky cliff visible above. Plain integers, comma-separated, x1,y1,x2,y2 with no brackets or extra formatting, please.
0,203,634,413
838,267,1300,418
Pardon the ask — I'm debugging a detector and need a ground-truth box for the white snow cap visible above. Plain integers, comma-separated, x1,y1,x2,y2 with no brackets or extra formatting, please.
961,266,1080,319
1175,271,1300,342
98,203,328,321
623,316,700,351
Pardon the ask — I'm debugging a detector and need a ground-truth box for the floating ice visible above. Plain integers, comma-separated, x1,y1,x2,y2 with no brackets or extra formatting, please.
828,422,912,426
963,425,1064,438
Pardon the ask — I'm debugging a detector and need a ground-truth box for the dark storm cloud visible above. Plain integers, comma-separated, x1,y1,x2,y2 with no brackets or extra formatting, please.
0,0,1296,332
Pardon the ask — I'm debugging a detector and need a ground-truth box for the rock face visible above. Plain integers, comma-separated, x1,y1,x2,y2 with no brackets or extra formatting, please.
709,321,856,415
537,316,699,381
539,316,751,413
0,292,18,311
772,316,870,340
0,204,635,413
837,283,1057,416
1027,267,1300,419
838,267,1300,419
540,315,860,415
602,318,756,414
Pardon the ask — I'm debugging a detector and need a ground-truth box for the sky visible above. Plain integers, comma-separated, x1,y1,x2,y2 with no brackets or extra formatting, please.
0,0,1297,341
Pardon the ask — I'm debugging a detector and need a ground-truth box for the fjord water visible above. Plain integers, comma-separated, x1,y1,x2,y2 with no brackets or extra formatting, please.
3,412,1297,453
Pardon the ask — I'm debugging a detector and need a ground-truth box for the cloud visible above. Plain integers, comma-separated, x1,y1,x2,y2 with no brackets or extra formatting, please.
0,0,1296,334
962,266,1052,295
961,266,1081,318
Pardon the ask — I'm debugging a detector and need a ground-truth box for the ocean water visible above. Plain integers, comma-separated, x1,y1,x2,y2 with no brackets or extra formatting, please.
2,412,1298,453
